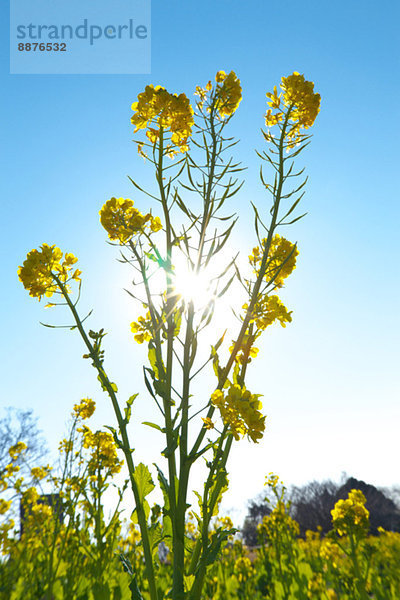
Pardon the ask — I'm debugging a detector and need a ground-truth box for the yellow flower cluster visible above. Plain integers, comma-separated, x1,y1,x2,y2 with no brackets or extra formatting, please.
30,466,52,481
249,234,298,288
211,384,265,443
265,472,282,490
81,427,122,475
234,556,253,582
265,72,320,142
229,336,259,365
58,438,73,454
245,294,292,331
201,416,215,430
281,72,321,128
100,197,162,244
319,538,342,569
0,463,20,491
22,486,39,506
214,70,242,118
258,501,300,538
131,310,153,344
195,70,242,120
131,85,194,153
307,573,326,598
18,244,81,301
73,397,96,420
0,499,12,515
27,503,53,527
331,489,369,537
8,442,27,460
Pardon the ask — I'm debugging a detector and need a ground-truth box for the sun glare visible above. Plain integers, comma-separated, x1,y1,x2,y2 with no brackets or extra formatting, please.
171,251,244,336
173,260,216,309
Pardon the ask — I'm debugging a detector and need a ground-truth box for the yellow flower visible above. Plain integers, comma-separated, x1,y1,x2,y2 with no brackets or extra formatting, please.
229,336,259,365
258,501,300,539
331,489,369,537
320,539,341,568
234,556,253,582
215,70,242,118
22,487,39,505
8,441,27,460
264,473,284,490
307,573,325,598
30,466,52,481
0,499,12,515
131,311,153,344
59,438,73,454
150,216,163,233
201,417,215,430
245,294,292,331
265,72,320,144
81,427,122,475
3,463,20,479
28,503,53,526
281,71,320,129
18,244,80,301
211,384,265,442
249,234,298,288
210,389,224,407
100,197,162,244
131,85,194,153
266,85,281,109
73,397,96,420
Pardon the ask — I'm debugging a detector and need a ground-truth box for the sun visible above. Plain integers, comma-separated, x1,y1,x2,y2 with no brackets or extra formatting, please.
170,250,244,335
172,258,216,309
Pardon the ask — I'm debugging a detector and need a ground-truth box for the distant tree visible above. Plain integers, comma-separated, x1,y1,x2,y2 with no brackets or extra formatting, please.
241,496,272,546
336,477,400,534
0,407,48,481
241,477,400,541
290,477,400,536
290,479,339,535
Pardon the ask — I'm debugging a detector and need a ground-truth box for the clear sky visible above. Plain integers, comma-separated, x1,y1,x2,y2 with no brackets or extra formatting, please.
2,0,400,523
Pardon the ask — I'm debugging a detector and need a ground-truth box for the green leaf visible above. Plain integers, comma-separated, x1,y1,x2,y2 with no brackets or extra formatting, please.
154,464,173,540
148,344,159,379
129,577,143,600
124,393,138,424
131,500,151,524
232,361,240,385
148,522,163,554
205,527,236,566
97,373,108,392
91,582,111,600
114,571,134,600
193,490,203,519
104,426,125,451
214,331,226,353
161,427,179,457
133,463,155,504
174,307,183,337
142,421,164,433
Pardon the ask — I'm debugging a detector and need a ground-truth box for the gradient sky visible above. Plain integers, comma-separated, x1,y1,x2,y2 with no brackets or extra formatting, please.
2,0,400,523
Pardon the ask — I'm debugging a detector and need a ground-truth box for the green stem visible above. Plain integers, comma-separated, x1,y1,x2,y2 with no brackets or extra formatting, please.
349,532,369,600
173,102,221,599
54,276,158,600
190,107,292,462
189,434,232,600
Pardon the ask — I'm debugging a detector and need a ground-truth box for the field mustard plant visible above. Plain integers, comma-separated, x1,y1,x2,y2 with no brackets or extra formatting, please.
17,70,321,600
330,490,372,599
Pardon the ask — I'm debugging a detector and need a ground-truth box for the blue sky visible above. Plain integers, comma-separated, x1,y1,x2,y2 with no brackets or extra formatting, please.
2,0,400,521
